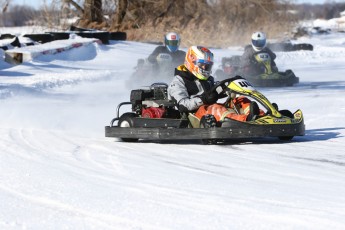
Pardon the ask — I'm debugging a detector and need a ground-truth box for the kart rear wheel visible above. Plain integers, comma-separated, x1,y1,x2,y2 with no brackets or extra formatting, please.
200,115,218,145
118,113,139,142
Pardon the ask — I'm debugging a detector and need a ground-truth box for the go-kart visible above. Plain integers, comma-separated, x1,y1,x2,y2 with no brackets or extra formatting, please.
214,56,241,78
105,76,305,144
126,53,180,88
215,53,299,87
267,41,313,52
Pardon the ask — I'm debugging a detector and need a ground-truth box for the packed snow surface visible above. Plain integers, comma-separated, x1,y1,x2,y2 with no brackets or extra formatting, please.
1,30,345,229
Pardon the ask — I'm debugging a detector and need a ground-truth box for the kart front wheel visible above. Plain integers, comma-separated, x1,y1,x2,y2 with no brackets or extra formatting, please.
200,115,218,145
278,110,294,141
118,113,139,142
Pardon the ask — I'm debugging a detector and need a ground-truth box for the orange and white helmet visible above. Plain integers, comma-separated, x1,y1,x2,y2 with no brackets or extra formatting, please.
184,46,214,80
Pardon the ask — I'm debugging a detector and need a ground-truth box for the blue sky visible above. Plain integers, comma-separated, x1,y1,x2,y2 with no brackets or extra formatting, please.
11,0,345,9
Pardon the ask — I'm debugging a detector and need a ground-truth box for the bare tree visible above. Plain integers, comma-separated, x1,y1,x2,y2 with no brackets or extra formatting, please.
112,0,127,30
0,0,300,47
1,0,10,13
63,0,84,15
83,0,103,22
62,0,102,25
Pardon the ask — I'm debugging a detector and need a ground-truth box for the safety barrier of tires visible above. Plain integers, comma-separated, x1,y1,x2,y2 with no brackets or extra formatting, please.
49,31,111,44
267,42,313,52
109,32,127,41
23,34,54,44
21,29,126,46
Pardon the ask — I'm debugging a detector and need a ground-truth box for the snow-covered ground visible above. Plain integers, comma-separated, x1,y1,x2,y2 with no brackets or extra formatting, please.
1,29,345,229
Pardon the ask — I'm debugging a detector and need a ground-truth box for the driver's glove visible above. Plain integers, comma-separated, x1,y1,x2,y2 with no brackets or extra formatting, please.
200,90,218,105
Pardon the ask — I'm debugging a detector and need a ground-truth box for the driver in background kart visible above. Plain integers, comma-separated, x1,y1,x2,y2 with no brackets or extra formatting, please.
147,32,186,68
239,31,278,76
168,46,260,122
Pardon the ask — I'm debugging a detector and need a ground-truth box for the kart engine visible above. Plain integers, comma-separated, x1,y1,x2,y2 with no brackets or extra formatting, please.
142,107,166,118
130,83,178,119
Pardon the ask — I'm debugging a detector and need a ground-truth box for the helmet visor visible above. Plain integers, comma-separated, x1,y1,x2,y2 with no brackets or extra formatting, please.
252,39,266,48
196,59,213,75
166,40,179,46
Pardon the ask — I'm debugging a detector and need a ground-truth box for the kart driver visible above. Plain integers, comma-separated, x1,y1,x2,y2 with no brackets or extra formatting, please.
239,31,278,76
147,32,186,68
168,46,260,122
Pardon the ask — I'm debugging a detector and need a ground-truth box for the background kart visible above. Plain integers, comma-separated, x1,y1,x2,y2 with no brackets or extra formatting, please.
126,52,182,88
215,54,299,87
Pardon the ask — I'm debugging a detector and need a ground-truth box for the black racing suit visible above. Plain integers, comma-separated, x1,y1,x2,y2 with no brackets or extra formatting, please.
239,45,278,76
148,46,186,68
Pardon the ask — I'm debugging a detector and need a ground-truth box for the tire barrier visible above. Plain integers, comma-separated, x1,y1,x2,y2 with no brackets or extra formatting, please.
22,30,126,46
49,31,125,44
109,32,127,41
23,33,54,44
267,42,313,52
0,36,21,50
0,34,16,39
69,26,127,41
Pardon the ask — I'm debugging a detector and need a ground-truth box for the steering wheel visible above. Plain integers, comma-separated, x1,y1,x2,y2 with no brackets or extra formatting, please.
205,76,245,109
209,76,244,95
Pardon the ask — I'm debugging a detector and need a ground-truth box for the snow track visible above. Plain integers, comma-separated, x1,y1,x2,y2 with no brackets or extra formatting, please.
1,36,345,229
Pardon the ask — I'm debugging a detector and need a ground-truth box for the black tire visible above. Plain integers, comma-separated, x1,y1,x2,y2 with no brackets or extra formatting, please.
76,31,110,44
50,32,70,41
285,69,293,76
200,115,218,145
70,25,93,32
50,31,110,44
293,43,313,51
109,32,127,41
279,109,294,118
118,113,139,142
0,33,16,39
278,109,294,141
23,34,53,43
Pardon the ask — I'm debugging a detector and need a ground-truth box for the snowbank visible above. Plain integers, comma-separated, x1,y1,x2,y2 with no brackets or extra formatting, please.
1,27,345,230
4,35,101,64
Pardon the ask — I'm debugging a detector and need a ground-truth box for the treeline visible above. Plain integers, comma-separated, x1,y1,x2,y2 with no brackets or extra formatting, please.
1,0,345,47
294,3,345,20
0,5,37,27
99,0,297,47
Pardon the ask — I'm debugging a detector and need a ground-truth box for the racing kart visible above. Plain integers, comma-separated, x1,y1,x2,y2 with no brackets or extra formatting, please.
215,53,299,87
105,76,305,144
126,53,179,88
